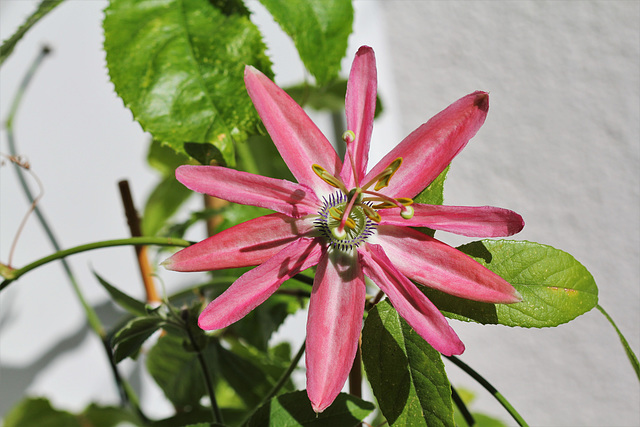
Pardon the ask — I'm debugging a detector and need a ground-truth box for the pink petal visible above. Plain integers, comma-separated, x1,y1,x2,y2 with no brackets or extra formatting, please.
198,237,323,330
360,244,465,356
163,213,314,272
379,204,524,237
306,251,366,412
340,46,377,188
372,225,521,304
176,165,320,218
244,66,342,195
363,91,489,198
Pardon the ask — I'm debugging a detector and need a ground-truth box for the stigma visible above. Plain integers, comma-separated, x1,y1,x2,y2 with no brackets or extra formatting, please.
311,130,414,250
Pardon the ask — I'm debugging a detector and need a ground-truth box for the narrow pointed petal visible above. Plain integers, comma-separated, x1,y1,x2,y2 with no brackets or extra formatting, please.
341,46,377,188
360,244,465,356
306,251,366,413
163,214,314,272
372,225,521,304
198,237,323,330
244,66,342,195
379,204,524,237
363,91,489,198
176,165,320,217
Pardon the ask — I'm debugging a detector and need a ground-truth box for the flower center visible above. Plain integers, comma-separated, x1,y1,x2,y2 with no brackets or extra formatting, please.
312,130,415,251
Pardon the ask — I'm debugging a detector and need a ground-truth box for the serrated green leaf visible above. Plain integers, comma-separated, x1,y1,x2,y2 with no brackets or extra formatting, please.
146,333,219,409
258,0,353,85
362,299,455,427
94,271,147,316
247,390,374,427
142,175,193,236
112,316,165,363
0,1,64,66
423,240,598,328
103,0,273,165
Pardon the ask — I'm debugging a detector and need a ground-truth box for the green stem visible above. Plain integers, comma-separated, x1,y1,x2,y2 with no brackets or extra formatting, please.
446,356,529,427
1,237,191,291
241,340,306,426
596,304,640,381
0,1,64,67
451,385,475,426
181,310,222,424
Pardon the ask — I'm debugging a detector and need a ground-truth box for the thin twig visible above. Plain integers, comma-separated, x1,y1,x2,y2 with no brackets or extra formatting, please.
118,180,160,304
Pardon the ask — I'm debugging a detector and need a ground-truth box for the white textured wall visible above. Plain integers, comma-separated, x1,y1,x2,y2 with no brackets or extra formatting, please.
378,1,640,425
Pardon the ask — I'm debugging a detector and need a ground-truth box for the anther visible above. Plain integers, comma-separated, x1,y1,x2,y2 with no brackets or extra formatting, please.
312,164,348,193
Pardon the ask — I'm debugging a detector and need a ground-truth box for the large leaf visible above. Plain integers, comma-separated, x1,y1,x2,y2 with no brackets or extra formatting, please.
146,333,219,409
103,0,273,165
423,240,598,327
362,300,455,427
246,390,374,426
94,271,147,316
258,0,353,86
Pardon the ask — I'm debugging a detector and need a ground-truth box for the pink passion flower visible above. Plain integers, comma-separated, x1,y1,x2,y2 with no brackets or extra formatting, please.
164,46,524,412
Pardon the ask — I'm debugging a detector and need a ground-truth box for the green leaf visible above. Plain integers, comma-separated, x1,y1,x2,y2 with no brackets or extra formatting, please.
361,300,455,427
0,1,64,67
413,165,449,206
423,240,598,327
142,175,193,236
247,390,374,426
597,304,640,381
258,0,353,86
147,139,190,176
3,397,80,427
285,80,384,117
146,333,219,409
112,316,165,363
103,0,273,165
183,142,228,166
94,271,147,316
79,404,143,426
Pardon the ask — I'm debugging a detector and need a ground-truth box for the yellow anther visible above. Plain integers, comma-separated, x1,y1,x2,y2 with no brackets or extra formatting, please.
342,130,356,144
362,204,381,223
329,207,344,221
396,197,413,206
373,158,403,191
312,164,347,192
344,217,356,229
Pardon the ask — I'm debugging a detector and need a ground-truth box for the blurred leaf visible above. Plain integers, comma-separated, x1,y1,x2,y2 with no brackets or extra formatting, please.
142,175,193,236
3,398,142,427
424,240,598,327
285,79,384,117
362,300,454,427
147,139,190,176
112,316,165,363
3,397,79,427
94,271,147,316
146,333,219,409
243,135,295,180
258,0,352,85
184,142,227,166
104,0,273,165
247,391,374,426
0,1,63,66
597,305,640,381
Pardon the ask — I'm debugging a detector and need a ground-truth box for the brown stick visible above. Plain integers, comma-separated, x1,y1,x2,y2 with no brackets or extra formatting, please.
118,180,160,304
349,339,362,398
204,194,228,237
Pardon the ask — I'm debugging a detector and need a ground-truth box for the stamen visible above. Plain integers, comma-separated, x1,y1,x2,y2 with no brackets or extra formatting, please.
362,204,381,222
312,164,348,193
363,190,414,220
361,158,403,191
337,189,359,235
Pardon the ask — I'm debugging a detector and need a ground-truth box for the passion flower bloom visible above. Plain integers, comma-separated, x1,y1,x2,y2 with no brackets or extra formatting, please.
164,46,524,412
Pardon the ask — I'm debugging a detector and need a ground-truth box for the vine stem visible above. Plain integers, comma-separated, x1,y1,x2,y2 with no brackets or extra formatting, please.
446,355,529,427
181,310,223,425
450,385,475,426
596,304,640,381
1,236,191,291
